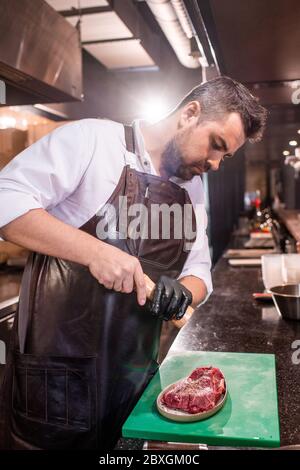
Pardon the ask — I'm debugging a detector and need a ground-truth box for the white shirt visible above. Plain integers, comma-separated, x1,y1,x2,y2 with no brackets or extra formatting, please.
0,118,212,303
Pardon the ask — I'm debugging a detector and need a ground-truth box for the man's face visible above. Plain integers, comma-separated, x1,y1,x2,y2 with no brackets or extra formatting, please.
160,111,246,180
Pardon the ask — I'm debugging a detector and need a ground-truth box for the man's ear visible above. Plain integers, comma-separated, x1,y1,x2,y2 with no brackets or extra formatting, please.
179,101,201,127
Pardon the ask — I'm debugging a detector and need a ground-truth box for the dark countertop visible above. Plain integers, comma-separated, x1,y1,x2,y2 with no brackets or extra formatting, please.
116,242,300,449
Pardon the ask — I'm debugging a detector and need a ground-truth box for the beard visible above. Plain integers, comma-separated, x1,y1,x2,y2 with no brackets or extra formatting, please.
160,137,211,181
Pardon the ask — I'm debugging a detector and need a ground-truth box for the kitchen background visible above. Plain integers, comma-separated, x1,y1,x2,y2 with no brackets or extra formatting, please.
1,0,300,451
1,0,300,266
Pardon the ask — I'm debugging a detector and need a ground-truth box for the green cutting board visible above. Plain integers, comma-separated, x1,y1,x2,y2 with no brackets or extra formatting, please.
122,351,280,448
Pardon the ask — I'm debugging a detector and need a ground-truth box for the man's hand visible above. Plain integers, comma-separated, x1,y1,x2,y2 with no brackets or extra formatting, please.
149,275,192,321
0,209,147,306
88,244,146,305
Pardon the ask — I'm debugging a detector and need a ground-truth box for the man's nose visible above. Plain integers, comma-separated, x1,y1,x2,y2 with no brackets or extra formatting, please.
208,159,221,171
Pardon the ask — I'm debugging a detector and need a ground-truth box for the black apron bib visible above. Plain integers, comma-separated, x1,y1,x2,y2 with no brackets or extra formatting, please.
0,126,196,450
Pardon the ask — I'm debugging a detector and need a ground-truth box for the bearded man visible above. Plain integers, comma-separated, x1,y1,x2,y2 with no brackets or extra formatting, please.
0,76,267,450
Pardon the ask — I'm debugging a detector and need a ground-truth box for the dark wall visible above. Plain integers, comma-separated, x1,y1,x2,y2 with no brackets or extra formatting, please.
45,50,209,123
207,148,245,263
282,163,300,209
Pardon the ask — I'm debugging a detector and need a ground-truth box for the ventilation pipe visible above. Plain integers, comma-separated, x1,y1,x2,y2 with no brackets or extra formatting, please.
145,0,202,69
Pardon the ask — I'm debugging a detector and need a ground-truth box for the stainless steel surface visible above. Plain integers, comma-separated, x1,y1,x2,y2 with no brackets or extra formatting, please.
0,0,82,103
0,270,22,319
0,295,19,310
0,296,19,320
270,284,300,321
0,313,15,381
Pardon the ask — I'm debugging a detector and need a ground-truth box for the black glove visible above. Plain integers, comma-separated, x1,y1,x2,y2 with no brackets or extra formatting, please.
149,275,192,321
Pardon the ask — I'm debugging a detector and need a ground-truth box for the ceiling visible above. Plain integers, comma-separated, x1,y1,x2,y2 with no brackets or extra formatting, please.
45,0,157,70
7,0,300,163
188,0,300,167
66,12,133,42
192,0,300,111
47,0,109,8
195,0,300,84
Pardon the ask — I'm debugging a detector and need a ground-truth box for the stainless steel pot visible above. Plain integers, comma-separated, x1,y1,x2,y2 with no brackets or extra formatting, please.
269,284,300,321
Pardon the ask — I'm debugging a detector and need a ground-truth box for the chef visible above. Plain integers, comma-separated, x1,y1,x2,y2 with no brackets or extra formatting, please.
0,76,266,450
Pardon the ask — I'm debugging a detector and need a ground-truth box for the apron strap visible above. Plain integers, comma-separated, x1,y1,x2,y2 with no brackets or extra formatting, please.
16,256,35,354
124,125,135,154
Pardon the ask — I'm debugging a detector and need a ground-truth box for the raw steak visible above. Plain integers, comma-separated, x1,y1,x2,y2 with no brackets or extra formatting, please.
161,366,225,414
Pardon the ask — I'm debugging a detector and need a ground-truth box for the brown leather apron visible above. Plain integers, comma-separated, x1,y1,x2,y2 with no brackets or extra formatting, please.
0,126,196,450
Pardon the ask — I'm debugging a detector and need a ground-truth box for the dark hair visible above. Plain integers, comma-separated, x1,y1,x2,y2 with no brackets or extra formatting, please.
177,76,267,142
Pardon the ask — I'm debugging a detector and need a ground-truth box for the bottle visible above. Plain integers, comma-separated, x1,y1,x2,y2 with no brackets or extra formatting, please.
251,190,264,232
284,238,294,254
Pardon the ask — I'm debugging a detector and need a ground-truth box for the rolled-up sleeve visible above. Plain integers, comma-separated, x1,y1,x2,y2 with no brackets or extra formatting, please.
0,121,89,228
178,176,213,306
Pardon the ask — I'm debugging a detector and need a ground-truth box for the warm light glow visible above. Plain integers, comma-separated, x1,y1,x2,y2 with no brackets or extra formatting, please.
140,98,169,122
0,116,16,129
283,150,290,156
289,140,298,146
0,107,53,130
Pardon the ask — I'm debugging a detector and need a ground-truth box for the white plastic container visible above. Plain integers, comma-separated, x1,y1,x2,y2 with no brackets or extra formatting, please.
262,254,300,291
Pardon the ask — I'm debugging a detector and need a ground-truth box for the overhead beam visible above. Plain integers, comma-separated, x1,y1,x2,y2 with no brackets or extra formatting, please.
59,6,112,17
111,0,174,70
82,37,135,46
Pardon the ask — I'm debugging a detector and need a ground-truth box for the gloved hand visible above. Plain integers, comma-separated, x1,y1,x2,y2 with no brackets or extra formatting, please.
149,275,192,321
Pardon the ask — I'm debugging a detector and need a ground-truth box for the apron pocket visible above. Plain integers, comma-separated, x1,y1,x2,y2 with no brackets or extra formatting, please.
11,352,97,449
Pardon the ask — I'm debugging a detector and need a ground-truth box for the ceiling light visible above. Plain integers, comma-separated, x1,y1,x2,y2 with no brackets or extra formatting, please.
297,130,300,134
289,140,298,146
283,150,290,156
140,98,169,123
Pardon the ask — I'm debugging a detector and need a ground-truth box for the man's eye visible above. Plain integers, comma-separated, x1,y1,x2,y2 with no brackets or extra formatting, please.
212,141,222,151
